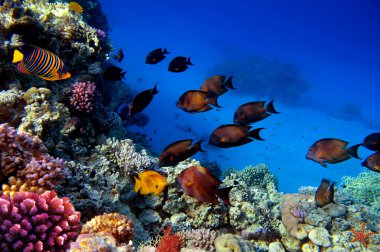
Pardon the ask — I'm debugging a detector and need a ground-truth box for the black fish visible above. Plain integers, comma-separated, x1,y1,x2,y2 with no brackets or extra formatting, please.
168,56,193,73
129,83,159,115
113,49,124,63
104,66,126,81
362,133,380,151
146,47,170,64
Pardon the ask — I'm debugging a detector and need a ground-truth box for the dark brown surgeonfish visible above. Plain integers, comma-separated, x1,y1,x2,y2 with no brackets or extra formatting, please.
113,49,124,63
145,47,170,64
361,152,380,173
159,139,205,167
177,90,221,113
233,100,279,125
209,124,264,148
176,166,232,205
168,56,193,72
315,178,335,207
103,66,126,81
199,75,235,96
306,138,360,167
129,83,159,115
361,133,380,151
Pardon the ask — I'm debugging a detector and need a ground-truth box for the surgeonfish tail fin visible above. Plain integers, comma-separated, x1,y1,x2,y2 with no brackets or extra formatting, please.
151,83,159,95
266,100,280,114
121,71,127,79
207,95,222,108
248,128,265,141
12,50,24,63
216,186,234,206
186,57,194,65
192,140,205,152
163,47,170,54
134,177,141,193
346,144,361,159
224,76,235,89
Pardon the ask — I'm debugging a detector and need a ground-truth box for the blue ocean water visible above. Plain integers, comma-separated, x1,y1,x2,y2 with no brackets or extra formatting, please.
100,0,380,192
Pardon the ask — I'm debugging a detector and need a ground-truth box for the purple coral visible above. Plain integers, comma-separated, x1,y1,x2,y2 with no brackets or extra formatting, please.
0,191,81,252
291,207,308,219
95,29,107,41
0,123,47,181
70,81,97,113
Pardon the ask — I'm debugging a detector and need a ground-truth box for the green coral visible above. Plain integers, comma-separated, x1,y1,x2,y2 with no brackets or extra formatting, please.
342,171,380,206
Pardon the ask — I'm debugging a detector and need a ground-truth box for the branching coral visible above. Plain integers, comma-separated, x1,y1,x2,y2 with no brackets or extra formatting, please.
178,228,218,251
94,138,156,175
0,123,47,182
70,80,97,113
81,212,134,245
0,190,81,252
156,225,183,252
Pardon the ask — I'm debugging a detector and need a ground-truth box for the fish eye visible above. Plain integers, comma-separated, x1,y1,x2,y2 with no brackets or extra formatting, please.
156,185,158,189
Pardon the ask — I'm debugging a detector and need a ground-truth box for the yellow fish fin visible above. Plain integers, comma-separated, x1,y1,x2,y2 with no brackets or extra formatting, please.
134,176,142,193
12,50,24,63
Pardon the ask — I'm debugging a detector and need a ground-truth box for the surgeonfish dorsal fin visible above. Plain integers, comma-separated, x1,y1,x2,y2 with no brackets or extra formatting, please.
12,50,24,63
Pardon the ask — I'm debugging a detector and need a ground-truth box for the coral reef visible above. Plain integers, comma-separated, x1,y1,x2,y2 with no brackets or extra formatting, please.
69,231,134,252
179,228,218,251
156,225,183,252
0,123,47,182
0,191,81,252
0,88,25,126
70,80,97,113
81,212,134,245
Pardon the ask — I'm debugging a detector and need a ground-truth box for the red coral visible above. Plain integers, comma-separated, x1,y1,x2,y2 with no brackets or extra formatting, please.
156,225,183,252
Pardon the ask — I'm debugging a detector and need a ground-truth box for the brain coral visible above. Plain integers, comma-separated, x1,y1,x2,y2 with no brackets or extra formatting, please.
0,191,81,252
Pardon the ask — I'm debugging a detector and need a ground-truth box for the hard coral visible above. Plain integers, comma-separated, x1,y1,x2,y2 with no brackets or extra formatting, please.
69,231,134,252
81,212,134,245
17,155,67,190
0,191,81,252
179,228,217,251
70,80,97,113
0,123,47,182
156,225,183,252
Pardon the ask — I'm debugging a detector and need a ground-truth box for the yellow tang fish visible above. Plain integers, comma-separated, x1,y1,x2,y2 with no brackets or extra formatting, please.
134,170,167,196
69,2,83,15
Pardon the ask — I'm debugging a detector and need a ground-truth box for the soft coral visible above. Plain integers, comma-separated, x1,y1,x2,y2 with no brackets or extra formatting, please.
156,224,183,252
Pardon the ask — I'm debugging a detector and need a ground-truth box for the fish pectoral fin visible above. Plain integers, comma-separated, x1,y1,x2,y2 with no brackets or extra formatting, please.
220,137,227,143
12,50,24,63
320,161,328,168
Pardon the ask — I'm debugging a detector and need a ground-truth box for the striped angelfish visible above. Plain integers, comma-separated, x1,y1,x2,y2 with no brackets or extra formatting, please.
12,45,71,81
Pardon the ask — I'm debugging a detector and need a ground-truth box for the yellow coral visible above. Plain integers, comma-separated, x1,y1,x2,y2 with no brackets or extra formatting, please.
81,213,134,244
1,176,44,198
214,234,242,252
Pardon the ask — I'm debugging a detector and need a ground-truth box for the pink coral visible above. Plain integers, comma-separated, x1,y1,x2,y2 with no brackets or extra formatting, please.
0,123,47,181
70,81,97,113
0,191,81,252
17,155,67,190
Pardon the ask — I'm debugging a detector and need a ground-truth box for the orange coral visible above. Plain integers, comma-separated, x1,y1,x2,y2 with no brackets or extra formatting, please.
81,212,134,244
156,225,183,252
351,222,376,248
1,176,44,198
